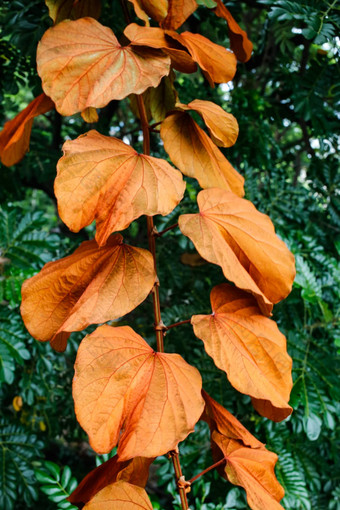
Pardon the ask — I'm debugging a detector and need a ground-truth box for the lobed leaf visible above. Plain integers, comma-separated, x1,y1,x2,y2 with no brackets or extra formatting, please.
73,325,204,460
194,286,293,421
83,481,152,509
55,130,185,246
0,94,54,167
213,0,253,62
20,235,156,351
160,112,244,194
179,189,296,314
37,18,171,116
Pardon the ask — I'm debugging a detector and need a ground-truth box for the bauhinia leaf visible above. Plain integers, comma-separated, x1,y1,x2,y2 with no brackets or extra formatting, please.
73,325,204,459
0,94,54,167
179,189,296,315
37,17,170,116
55,130,185,246
124,23,197,74
213,0,253,62
193,286,293,421
83,481,152,510
167,31,237,84
160,111,244,194
212,432,284,510
176,99,239,147
20,235,156,351
161,0,198,30
202,390,264,449
68,455,153,508
45,0,101,24
202,392,284,510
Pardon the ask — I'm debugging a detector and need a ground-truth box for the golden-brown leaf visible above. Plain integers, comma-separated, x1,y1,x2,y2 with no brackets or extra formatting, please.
214,0,253,62
179,189,296,315
168,31,237,84
83,481,152,510
20,235,156,350
81,107,99,123
176,99,239,147
55,130,185,246
213,432,284,510
73,325,204,459
37,18,170,116
68,455,153,508
160,112,244,194
161,0,198,30
124,23,197,74
128,0,168,25
193,286,293,421
45,0,101,24
202,390,264,448
0,94,54,167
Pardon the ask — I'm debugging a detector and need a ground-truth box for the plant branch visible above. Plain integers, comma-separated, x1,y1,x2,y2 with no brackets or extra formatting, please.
169,449,190,509
188,457,227,484
154,222,179,237
166,319,191,330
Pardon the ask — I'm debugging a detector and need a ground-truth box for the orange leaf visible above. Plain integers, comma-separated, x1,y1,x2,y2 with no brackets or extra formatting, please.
161,0,198,30
68,455,152,508
45,0,101,24
37,18,170,116
168,31,237,84
176,99,239,147
160,111,244,195
202,390,264,449
20,234,156,351
214,0,253,63
124,23,197,74
178,189,296,315
73,325,204,459
83,481,152,509
213,432,284,510
55,130,185,246
194,286,293,421
0,94,54,167
127,0,168,25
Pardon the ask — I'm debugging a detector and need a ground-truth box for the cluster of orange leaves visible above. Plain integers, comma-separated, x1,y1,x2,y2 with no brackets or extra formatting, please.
0,1,296,508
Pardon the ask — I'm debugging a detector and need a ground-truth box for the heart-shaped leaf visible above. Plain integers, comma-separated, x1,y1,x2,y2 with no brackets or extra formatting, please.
73,325,204,459
83,481,153,509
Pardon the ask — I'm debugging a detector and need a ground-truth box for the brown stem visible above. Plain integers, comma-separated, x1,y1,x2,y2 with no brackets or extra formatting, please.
166,319,191,330
155,222,179,237
169,449,190,509
188,457,226,485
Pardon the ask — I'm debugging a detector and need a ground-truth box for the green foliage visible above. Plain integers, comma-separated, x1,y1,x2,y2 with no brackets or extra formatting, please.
35,461,78,509
0,418,43,509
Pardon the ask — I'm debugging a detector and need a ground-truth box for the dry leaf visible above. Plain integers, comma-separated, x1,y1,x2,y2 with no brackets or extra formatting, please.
168,31,237,84
160,112,244,194
214,0,253,62
161,0,198,30
83,481,152,510
193,286,293,421
213,432,285,510
177,99,239,147
20,234,156,351
73,325,204,459
202,390,264,449
55,130,185,246
124,23,197,74
37,17,170,116
81,107,99,123
45,0,101,24
0,94,54,167
178,189,296,315
68,455,153,508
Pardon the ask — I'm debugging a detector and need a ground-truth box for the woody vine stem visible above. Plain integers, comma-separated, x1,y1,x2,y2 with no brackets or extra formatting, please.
136,93,190,510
